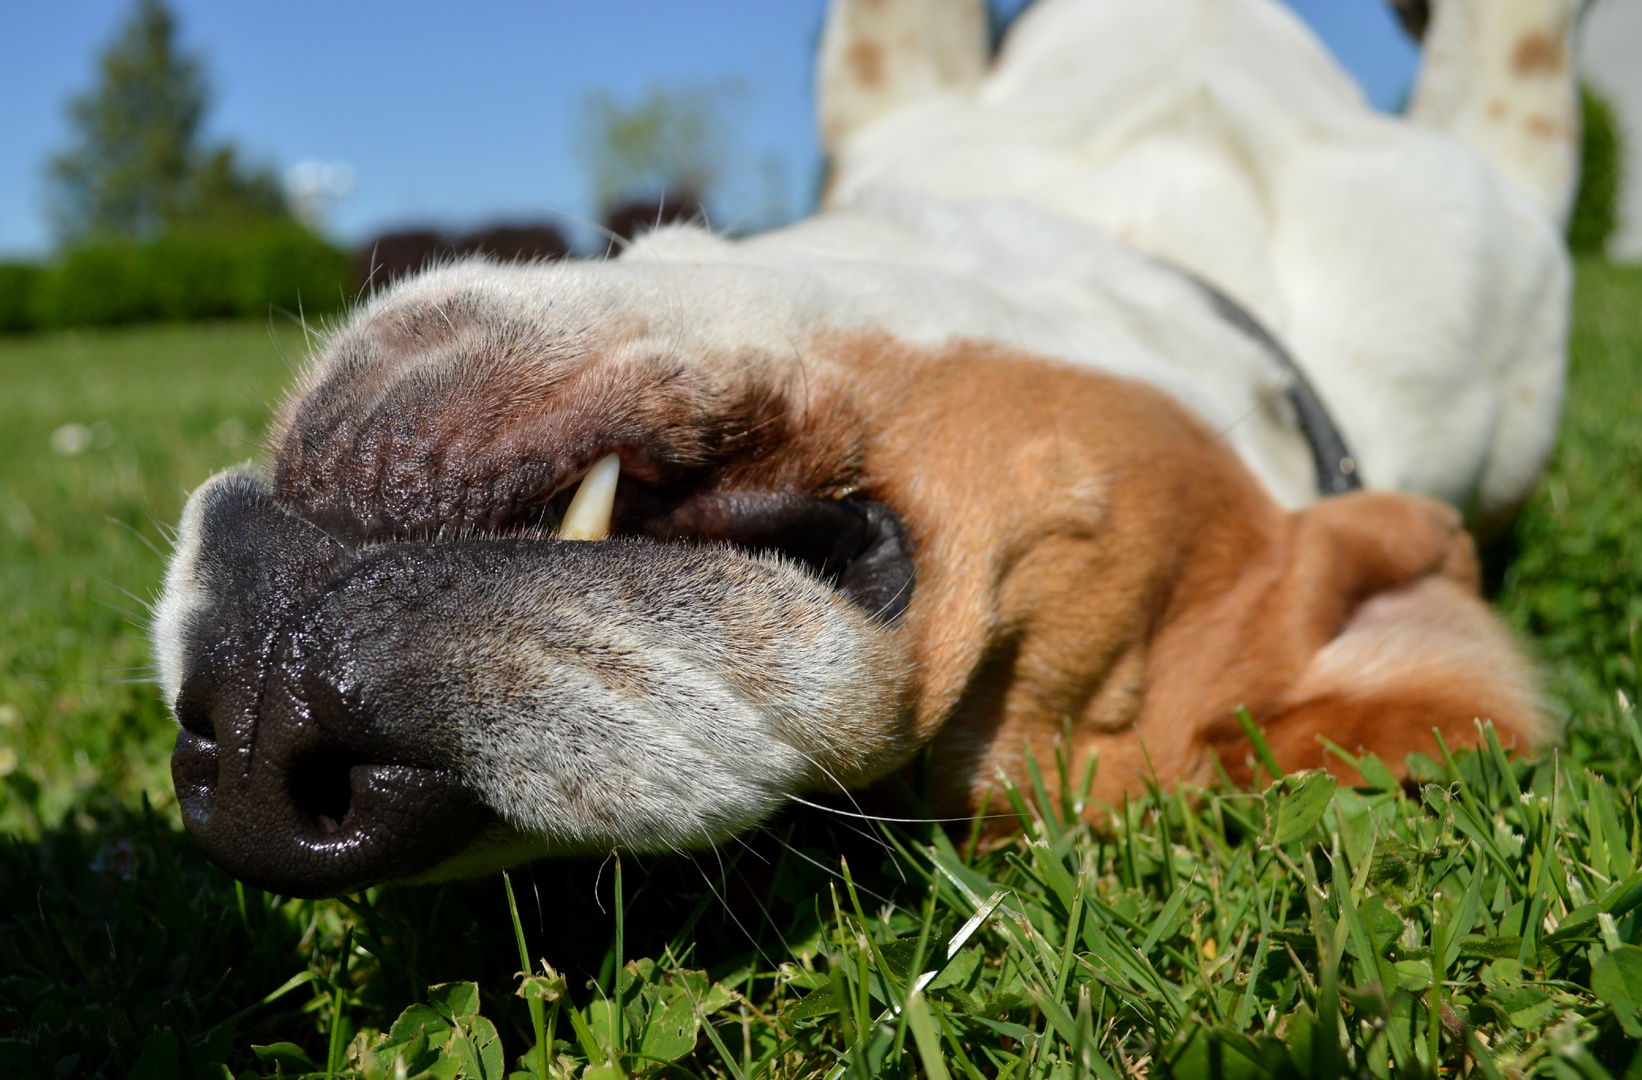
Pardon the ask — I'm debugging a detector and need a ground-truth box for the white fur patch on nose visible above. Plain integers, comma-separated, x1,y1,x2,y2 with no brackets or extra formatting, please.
152,464,257,706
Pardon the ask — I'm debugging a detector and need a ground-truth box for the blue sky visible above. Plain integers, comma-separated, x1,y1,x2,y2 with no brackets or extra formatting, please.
0,0,1418,258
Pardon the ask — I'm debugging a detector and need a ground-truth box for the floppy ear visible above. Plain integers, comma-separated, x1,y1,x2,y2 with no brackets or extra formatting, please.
1194,493,1544,786
1255,574,1544,783
816,0,989,155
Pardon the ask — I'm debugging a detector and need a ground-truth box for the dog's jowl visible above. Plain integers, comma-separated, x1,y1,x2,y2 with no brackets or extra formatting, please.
154,0,1575,896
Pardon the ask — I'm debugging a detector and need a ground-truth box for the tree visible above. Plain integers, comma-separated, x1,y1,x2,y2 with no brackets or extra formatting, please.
46,0,288,244
575,82,743,217
189,145,290,232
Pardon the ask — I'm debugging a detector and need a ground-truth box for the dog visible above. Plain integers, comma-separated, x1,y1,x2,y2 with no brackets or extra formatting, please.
153,0,1576,897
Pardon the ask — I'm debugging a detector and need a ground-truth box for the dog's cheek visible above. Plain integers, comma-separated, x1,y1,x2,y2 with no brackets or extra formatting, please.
421,547,919,852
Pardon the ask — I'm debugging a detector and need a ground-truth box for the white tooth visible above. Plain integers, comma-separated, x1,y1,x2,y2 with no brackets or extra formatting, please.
557,452,620,541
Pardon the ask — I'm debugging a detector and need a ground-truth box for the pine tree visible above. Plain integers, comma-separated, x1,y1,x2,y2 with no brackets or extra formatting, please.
46,0,287,245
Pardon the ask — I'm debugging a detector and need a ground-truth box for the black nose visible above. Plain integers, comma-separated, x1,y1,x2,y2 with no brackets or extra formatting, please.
171,636,485,897
161,472,484,897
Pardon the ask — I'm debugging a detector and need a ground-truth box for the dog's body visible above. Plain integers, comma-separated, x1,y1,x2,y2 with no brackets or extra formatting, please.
155,0,1575,896
819,0,1575,528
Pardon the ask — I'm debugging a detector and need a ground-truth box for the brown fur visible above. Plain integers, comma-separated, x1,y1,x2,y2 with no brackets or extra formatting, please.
818,334,1540,813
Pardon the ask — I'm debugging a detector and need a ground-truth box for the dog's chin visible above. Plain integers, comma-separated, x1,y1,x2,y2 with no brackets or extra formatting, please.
155,468,919,896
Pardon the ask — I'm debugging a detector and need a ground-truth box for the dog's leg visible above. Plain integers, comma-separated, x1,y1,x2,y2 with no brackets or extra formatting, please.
1404,0,1580,224
816,0,988,155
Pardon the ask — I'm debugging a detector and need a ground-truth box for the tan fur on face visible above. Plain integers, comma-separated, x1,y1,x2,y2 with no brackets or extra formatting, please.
801,333,1540,814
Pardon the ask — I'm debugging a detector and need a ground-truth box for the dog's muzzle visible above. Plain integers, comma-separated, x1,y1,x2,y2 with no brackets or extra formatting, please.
156,470,916,896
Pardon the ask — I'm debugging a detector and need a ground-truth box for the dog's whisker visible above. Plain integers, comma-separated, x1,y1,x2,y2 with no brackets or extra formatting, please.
723,829,771,867
765,831,900,907
688,845,783,975
85,568,156,615
105,516,168,562
723,841,803,965
784,793,1010,828
19,673,159,687
782,742,888,823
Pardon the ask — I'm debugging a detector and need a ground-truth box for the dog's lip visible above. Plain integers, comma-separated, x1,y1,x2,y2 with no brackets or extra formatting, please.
292,455,914,620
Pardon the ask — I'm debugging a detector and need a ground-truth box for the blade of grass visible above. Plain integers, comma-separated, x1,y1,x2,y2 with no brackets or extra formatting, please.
904,993,953,1080
1024,745,1062,845
1140,867,1197,955
325,927,352,1080
613,852,625,1063
1053,860,1087,1001
1234,707,1283,782
504,871,549,1080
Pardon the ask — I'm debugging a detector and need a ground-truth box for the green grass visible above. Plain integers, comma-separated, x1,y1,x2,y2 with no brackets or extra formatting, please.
2,263,1641,1078
0,320,305,832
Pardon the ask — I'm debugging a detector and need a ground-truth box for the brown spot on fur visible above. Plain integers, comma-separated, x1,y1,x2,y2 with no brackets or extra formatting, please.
812,334,1539,817
1511,31,1565,77
1525,114,1559,139
848,39,885,89
1488,99,1508,121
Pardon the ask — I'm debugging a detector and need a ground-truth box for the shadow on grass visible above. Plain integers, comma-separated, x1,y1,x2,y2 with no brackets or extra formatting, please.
0,788,932,1078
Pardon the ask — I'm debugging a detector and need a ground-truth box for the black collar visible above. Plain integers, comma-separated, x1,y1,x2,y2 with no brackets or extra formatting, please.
1171,266,1362,497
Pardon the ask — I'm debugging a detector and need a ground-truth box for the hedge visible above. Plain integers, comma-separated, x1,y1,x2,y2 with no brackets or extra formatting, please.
0,224,354,332
1570,81,1625,257
0,263,42,333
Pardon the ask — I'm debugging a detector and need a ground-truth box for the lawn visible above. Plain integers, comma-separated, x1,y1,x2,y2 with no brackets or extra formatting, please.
1,263,1640,1078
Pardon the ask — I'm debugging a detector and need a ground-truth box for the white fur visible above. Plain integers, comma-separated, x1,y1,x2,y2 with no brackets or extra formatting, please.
1408,0,1580,222
151,463,257,705
813,0,1574,529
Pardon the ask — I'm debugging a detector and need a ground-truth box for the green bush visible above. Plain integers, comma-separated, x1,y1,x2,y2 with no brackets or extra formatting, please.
0,262,43,333
26,225,354,330
1569,81,1625,256
234,223,355,317
149,232,243,320
32,241,157,327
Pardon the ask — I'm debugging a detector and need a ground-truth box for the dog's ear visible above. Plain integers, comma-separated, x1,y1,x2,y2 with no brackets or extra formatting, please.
1252,574,1543,784
816,0,989,155
1188,493,1544,786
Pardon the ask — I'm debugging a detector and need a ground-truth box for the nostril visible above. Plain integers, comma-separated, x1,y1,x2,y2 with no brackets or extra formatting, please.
288,748,359,834
174,664,225,739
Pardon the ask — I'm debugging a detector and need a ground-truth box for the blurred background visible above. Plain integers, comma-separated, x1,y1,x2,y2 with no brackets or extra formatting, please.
0,0,1631,336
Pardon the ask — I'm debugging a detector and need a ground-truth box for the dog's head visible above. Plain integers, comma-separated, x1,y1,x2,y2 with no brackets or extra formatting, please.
154,237,1538,897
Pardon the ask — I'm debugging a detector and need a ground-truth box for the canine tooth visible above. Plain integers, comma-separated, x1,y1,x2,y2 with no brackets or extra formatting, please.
558,452,620,541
